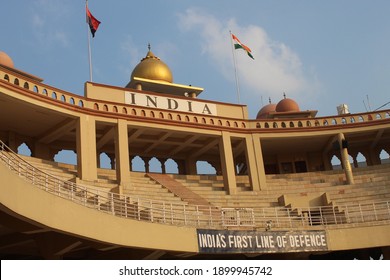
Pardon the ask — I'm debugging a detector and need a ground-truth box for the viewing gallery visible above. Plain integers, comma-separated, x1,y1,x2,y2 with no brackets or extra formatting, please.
0,49,389,259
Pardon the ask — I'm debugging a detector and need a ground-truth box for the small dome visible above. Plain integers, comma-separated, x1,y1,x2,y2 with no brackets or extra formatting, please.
131,49,173,83
276,98,300,112
0,51,14,68
256,103,276,119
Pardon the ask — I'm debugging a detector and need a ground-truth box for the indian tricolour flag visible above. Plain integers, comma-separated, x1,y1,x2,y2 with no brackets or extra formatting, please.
232,33,254,60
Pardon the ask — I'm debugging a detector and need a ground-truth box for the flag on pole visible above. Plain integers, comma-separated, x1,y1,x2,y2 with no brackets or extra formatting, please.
86,5,101,37
231,33,254,59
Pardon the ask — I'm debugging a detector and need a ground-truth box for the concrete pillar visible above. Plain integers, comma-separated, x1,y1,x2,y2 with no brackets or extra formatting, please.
115,119,131,194
338,133,354,184
244,135,260,191
252,135,267,190
219,131,237,195
76,115,97,182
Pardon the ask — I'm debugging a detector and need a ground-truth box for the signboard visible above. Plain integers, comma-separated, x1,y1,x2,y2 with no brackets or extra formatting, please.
197,229,328,254
125,91,217,116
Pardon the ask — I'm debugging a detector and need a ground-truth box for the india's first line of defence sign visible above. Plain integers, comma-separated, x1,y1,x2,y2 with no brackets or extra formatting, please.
197,229,328,253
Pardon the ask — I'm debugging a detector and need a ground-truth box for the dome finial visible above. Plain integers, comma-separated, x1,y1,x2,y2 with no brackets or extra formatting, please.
283,92,286,99
269,97,272,104
148,43,151,51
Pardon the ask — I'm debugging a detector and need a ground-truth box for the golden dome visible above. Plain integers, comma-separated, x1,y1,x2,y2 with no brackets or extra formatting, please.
131,49,173,83
0,51,14,68
276,98,300,112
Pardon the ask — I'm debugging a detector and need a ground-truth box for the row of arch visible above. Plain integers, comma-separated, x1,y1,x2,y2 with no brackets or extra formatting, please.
255,112,390,129
3,72,390,132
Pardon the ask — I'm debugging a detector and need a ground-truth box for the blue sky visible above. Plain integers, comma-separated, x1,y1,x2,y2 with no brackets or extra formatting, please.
2,0,390,118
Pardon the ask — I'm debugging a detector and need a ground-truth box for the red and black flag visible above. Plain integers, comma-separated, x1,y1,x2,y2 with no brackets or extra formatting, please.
86,5,101,37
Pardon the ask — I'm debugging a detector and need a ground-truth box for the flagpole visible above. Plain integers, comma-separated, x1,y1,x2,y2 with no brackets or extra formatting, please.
229,30,241,104
86,0,93,82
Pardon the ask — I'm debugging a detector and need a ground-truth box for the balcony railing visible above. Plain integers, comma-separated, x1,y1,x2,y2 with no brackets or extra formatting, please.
1,140,390,230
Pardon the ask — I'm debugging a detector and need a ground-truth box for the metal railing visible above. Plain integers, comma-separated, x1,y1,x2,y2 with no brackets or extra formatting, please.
1,140,390,230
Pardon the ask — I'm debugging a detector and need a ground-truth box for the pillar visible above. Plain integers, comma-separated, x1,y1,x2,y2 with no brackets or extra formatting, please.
115,119,130,193
76,115,97,181
185,157,197,175
243,135,260,191
219,131,237,195
338,133,354,184
252,135,267,190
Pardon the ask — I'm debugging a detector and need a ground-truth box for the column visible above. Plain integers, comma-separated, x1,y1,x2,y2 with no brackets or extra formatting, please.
185,157,197,175
338,133,354,184
219,131,237,195
76,115,97,181
115,119,131,193
252,135,267,190
244,135,260,191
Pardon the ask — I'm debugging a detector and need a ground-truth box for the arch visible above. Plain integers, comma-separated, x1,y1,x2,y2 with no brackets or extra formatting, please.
14,78,19,86
315,120,320,126
51,92,57,99
306,121,312,127
148,157,162,173
122,107,128,114
165,158,179,174
103,104,109,112
131,156,145,172
350,117,355,123
209,119,214,125
184,116,189,122
330,155,342,170
54,150,77,165
193,117,198,123
256,123,261,128
69,97,75,105
131,109,137,115
289,122,294,128
33,85,39,93
233,122,238,128
159,112,164,119
113,106,118,113
281,122,286,128
177,114,182,121
42,89,48,96
141,110,146,117
226,121,230,127
23,82,29,89
331,119,337,125
298,121,303,127
341,118,347,124
385,112,390,118
17,143,32,156
218,120,223,126
78,100,84,107
60,95,66,102
356,152,367,167
202,118,207,124
4,74,9,82
196,161,216,175
323,120,329,126
168,113,173,120
150,111,155,118
358,116,364,122
241,122,246,128
380,149,390,164
273,122,278,128
265,122,269,128
375,113,382,119
94,103,99,110
99,152,112,169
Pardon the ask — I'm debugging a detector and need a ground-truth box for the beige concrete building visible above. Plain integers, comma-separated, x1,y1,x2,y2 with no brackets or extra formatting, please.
0,49,389,259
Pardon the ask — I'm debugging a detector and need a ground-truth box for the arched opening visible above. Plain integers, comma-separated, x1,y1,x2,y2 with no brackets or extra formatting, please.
4,74,9,82
60,95,66,102
33,85,39,93
331,155,342,170
196,161,216,175
113,106,118,113
131,156,145,172
380,149,390,164
14,78,19,86
51,92,57,99
54,150,77,165
165,158,179,174
17,143,32,157
148,157,162,173
122,107,127,114
69,97,75,105
99,152,112,169
103,105,109,111
42,89,48,96
355,152,367,168
78,100,84,107
23,82,29,89
94,103,99,110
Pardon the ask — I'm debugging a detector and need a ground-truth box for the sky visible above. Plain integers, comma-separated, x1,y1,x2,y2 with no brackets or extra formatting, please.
2,0,390,119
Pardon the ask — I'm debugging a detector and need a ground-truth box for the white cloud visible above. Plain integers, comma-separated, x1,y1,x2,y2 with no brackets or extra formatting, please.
178,8,315,102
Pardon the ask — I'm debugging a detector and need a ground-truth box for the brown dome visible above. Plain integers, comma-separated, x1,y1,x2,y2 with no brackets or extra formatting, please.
256,103,276,119
131,50,173,83
276,98,300,112
0,51,14,68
